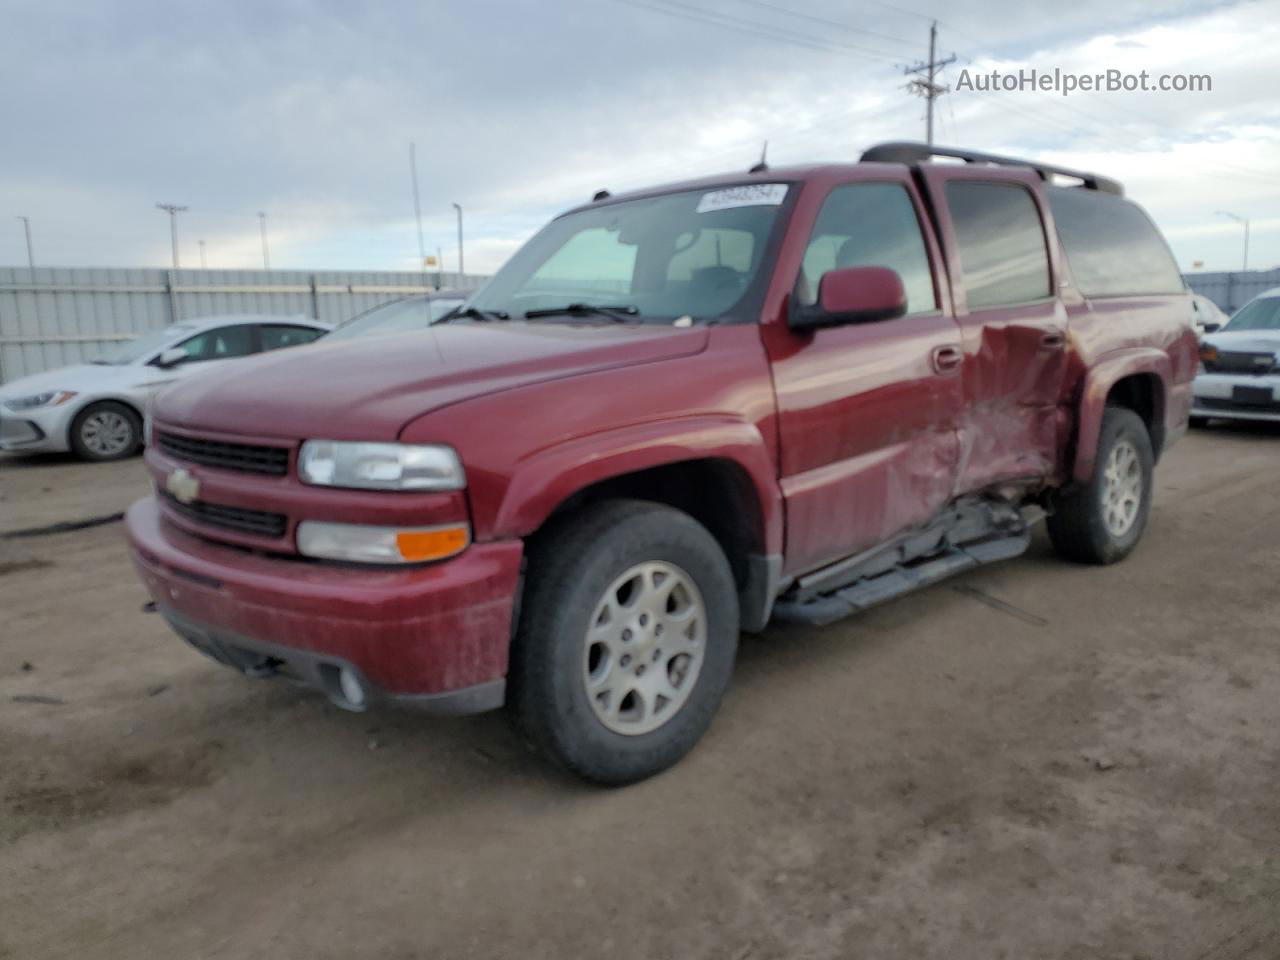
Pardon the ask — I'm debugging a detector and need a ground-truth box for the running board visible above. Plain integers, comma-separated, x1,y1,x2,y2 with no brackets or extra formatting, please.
770,495,1044,628
771,531,1031,627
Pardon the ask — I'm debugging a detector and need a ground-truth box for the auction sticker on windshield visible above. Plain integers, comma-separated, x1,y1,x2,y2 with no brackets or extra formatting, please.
695,184,788,213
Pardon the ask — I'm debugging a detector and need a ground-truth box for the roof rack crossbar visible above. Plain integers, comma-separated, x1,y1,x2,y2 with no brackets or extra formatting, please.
860,141,1123,196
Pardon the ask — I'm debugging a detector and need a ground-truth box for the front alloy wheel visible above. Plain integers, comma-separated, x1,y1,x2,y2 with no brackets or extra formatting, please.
584,561,707,736
510,499,739,785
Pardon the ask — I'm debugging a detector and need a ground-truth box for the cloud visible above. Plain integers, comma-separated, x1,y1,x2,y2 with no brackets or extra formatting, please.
2,0,1278,274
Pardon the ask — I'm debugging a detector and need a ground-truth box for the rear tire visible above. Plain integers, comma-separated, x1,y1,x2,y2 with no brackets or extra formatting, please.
1048,407,1154,565
509,499,739,785
1189,415,1210,429
68,401,141,462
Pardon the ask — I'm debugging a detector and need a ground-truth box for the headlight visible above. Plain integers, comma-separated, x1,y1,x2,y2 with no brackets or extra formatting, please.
297,520,470,564
298,441,465,491
4,390,77,412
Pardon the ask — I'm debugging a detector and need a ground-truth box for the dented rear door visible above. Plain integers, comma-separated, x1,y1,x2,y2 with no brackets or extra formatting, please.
917,167,1070,493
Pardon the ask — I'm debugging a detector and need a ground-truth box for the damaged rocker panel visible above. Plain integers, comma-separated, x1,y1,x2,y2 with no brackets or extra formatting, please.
772,495,1044,627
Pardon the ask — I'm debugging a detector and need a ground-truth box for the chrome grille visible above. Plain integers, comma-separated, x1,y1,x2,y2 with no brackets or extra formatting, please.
159,491,287,539
157,431,290,475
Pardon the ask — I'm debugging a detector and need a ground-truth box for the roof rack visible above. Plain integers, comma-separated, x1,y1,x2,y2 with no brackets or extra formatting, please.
860,141,1124,196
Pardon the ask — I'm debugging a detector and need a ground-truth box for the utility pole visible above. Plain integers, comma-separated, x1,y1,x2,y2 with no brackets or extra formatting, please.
156,203,188,269
452,203,464,280
16,216,34,270
437,246,444,290
1217,211,1250,271
258,212,270,270
903,21,956,145
199,239,207,268
410,142,427,272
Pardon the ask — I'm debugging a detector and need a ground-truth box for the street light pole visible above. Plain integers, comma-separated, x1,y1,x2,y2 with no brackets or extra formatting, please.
410,142,427,271
156,203,188,269
199,239,207,268
16,216,34,270
1217,211,1250,271
258,212,270,270
452,202,464,280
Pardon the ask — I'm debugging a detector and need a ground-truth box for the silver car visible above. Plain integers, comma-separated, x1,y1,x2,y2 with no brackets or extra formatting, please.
1191,287,1280,426
0,314,329,461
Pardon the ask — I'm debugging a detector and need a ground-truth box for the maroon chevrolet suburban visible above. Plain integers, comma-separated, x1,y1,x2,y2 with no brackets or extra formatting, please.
127,142,1196,784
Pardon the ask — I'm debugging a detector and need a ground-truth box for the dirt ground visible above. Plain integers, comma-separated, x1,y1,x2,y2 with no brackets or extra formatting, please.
1,426,1278,960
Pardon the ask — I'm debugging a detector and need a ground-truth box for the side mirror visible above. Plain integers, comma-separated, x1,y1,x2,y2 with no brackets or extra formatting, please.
789,266,908,333
155,347,189,369
1202,321,1223,334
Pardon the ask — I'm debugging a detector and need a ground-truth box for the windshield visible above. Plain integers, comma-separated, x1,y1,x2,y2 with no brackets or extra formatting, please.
467,184,791,323
324,296,465,342
1225,297,1280,332
93,325,195,365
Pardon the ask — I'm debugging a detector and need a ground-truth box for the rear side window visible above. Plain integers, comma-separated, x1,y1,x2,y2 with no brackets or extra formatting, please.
945,182,1051,309
799,183,937,313
1047,187,1183,297
260,324,323,351
174,324,255,362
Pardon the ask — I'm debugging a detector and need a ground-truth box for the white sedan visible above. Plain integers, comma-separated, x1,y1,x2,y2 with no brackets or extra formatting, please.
0,314,328,461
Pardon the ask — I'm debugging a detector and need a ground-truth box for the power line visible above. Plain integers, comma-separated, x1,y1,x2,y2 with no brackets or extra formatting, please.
722,0,920,47
612,0,908,63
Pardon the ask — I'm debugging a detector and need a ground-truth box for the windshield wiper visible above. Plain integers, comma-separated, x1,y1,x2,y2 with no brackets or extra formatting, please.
524,303,640,323
439,306,510,323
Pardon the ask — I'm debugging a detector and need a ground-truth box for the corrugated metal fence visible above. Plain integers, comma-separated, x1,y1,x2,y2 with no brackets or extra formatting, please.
0,266,490,384
1185,269,1280,314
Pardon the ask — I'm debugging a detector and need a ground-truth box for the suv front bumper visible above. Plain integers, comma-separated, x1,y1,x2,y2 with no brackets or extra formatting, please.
126,497,523,713
1192,372,1280,423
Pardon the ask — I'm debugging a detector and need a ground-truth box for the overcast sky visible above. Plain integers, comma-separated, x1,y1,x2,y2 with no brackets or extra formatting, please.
2,0,1277,275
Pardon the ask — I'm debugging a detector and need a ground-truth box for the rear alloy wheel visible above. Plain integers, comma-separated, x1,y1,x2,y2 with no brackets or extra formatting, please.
1048,406,1154,565
69,401,141,462
510,500,739,785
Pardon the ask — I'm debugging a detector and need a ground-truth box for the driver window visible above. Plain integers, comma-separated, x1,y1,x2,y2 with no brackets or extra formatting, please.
799,183,937,314
173,324,256,363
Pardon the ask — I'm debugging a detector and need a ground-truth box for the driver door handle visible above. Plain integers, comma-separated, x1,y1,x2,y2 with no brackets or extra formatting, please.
932,344,963,374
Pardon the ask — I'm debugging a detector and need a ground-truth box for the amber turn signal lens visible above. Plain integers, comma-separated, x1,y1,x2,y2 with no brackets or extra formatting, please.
1199,344,1218,363
395,525,470,562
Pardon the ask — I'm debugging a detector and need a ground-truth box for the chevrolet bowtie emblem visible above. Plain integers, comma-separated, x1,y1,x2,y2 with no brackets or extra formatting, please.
165,468,200,505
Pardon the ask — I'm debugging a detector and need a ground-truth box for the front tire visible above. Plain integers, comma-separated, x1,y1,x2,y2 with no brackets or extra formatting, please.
509,500,739,785
1048,407,1154,565
1189,415,1210,429
68,401,141,462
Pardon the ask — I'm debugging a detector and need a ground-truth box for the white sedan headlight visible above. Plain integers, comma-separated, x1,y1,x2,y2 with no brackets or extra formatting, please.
4,390,77,412
298,441,465,491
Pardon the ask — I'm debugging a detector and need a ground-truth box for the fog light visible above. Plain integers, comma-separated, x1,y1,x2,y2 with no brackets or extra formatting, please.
338,667,367,709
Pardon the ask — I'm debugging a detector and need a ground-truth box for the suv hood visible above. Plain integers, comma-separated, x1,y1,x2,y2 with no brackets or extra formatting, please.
156,322,710,440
